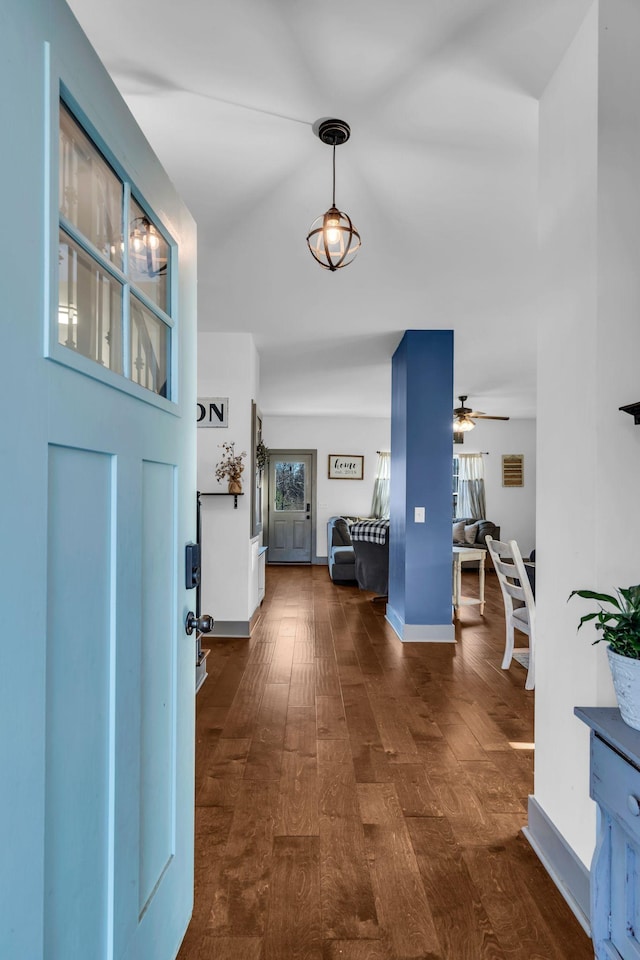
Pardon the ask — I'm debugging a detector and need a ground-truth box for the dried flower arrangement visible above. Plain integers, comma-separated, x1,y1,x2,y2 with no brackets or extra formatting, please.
215,442,247,493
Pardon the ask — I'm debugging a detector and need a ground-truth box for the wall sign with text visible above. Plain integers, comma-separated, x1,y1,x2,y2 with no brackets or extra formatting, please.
197,397,228,428
328,454,364,480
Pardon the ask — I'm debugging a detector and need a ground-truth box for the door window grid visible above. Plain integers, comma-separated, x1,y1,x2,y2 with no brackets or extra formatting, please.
57,100,173,399
130,295,169,398
58,229,123,374
59,101,123,269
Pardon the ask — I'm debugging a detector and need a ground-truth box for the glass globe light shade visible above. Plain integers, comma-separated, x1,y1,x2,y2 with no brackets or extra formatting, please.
131,229,144,253
146,226,160,250
455,416,475,432
306,205,361,272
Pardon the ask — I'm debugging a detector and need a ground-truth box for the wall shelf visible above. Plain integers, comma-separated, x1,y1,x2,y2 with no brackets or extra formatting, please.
198,491,244,509
619,401,640,424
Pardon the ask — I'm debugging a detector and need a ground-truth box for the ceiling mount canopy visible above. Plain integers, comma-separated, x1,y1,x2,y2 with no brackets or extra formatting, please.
314,118,351,146
306,118,361,272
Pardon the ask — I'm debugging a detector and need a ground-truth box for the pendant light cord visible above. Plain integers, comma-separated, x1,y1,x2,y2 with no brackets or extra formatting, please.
332,145,336,207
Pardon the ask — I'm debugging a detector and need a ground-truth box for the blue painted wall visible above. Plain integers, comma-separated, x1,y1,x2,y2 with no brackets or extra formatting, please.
387,330,454,635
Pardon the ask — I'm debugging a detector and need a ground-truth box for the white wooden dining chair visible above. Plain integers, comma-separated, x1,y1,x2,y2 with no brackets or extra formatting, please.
485,536,536,690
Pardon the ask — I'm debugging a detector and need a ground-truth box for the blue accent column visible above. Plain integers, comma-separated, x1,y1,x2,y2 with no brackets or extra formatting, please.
386,330,454,641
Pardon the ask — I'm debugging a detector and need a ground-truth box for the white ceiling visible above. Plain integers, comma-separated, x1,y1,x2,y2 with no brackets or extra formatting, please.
67,0,591,419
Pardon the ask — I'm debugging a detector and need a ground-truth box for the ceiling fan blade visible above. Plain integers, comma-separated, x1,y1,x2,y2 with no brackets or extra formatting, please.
472,414,510,421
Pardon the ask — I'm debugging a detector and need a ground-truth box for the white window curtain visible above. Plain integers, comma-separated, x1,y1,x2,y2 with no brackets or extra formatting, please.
456,453,486,520
370,451,391,518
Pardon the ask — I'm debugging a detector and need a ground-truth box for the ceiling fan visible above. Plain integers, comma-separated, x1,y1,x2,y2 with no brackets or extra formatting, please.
453,396,510,432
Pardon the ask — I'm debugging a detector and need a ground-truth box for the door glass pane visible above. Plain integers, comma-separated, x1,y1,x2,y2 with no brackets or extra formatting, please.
274,461,306,511
59,103,123,268
130,295,169,398
58,229,123,372
129,197,169,313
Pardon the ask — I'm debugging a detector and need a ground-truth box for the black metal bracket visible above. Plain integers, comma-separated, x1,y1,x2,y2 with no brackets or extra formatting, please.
199,491,244,508
619,402,640,424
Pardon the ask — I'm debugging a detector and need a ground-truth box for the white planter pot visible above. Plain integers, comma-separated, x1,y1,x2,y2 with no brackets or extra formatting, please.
607,646,640,731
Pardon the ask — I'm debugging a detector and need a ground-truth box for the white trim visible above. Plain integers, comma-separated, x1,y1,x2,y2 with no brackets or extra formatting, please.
524,795,591,937
385,605,455,642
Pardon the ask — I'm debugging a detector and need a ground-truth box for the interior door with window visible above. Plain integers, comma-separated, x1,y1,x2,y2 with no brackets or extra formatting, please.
267,453,313,562
1,9,197,960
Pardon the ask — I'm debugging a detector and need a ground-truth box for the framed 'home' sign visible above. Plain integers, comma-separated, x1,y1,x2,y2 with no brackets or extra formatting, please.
328,454,364,480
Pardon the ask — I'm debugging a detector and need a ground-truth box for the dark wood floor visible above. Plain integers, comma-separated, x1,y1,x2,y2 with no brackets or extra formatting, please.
177,566,592,960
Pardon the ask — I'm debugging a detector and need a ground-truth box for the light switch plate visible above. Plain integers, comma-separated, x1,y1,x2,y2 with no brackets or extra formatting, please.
414,506,425,523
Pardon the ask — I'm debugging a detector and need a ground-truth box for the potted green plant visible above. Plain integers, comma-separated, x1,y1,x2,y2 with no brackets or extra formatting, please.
570,585,640,730
215,441,247,494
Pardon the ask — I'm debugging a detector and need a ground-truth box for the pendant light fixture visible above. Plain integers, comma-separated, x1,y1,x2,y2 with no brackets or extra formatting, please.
306,118,361,271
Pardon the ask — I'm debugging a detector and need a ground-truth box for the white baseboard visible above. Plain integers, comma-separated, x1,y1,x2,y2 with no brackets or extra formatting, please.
385,604,455,642
524,795,591,937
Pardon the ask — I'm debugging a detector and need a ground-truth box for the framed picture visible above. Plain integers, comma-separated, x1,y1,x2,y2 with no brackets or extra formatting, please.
502,454,524,487
328,454,364,480
250,401,263,536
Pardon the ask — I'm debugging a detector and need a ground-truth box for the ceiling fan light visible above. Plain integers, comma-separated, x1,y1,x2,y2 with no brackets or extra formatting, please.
455,416,475,432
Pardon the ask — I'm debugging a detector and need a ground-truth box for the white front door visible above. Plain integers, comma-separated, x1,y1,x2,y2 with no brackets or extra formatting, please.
0,5,197,959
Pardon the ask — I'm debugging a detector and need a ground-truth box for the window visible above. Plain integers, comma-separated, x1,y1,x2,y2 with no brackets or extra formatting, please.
274,461,306,511
452,455,460,517
370,451,391,519
57,101,172,399
455,453,486,519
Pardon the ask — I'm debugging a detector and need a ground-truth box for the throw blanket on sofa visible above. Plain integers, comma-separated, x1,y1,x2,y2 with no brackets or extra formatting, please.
350,519,389,545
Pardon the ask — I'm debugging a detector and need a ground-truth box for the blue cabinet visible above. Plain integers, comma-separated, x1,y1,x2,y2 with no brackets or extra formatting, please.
576,707,640,960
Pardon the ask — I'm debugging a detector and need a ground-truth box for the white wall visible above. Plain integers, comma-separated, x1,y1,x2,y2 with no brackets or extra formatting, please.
536,0,640,869
459,418,536,556
536,0,600,871
263,414,536,558
198,332,260,627
262,415,391,557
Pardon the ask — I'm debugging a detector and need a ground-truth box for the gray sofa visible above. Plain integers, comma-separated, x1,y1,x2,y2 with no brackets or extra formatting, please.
328,515,500,582
453,518,500,566
327,516,390,595
453,517,500,549
327,516,357,583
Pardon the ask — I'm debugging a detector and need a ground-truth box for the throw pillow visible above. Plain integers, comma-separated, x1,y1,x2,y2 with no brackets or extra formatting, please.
452,520,466,543
464,522,479,544
333,518,351,546
476,520,495,543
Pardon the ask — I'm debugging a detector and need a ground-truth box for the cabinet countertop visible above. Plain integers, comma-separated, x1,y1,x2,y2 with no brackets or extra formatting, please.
575,706,640,765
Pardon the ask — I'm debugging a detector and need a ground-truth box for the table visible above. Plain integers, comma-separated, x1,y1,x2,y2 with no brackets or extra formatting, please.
575,707,640,958
452,545,486,616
